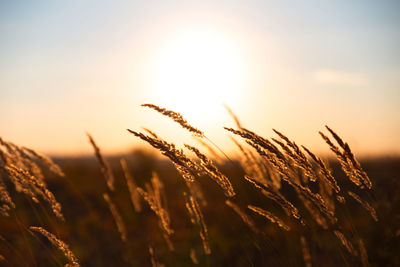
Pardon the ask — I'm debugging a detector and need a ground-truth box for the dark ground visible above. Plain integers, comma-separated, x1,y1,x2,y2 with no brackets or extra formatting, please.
1,151,399,266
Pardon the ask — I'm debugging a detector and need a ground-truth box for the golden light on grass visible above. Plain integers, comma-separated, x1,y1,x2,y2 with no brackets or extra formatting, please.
0,106,389,266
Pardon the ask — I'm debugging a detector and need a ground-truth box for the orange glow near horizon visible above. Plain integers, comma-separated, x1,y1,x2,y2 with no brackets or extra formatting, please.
1,2,399,158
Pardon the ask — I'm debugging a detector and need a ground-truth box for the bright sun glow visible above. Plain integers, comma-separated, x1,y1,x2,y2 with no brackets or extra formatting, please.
148,28,248,124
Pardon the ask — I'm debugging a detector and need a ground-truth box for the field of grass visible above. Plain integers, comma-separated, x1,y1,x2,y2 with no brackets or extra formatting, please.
0,105,399,266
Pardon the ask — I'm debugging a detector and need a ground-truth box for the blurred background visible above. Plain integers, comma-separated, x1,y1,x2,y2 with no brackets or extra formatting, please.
1,0,399,157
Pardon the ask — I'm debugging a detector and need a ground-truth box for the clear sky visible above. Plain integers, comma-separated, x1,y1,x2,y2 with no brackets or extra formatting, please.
1,1,399,157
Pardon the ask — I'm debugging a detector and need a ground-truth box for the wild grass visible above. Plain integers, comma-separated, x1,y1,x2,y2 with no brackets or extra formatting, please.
0,104,396,266
29,226,80,267
0,137,64,220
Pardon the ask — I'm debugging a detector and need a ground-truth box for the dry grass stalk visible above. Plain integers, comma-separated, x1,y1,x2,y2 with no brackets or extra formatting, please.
300,236,312,267
276,158,335,224
190,248,199,264
4,164,64,220
292,181,336,225
142,127,160,138
302,146,340,193
334,230,358,256
319,175,335,214
185,195,197,225
29,226,80,266
0,138,64,218
185,180,207,207
151,172,169,221
320,126,372,189
0,138,45,181
147,175,174,252
224,104,243,129
235,135,318,221
226,127,336,224
142,104,204,137
193,137,224,163
21,146,65,177
0,163,39,204
238,134,336,225
319,131,359,185
325,126,370,187
337,195,346,204
103,193,127,242
225,127,286,164
300,195,329,229
136,173,173,236
185,193,211,255
231,136,268,185
87,134,115,191
142,104,233,163
347,191,378,222
149,245,157,267
248,205,290,231
127,129,202,183
265,164,283,190
244,176,301,221
120,159,141,212
244,141,284,174
225,200,259,233
161,230,175,251
358,239,369,267
5,146,47,183
185,144,235,197
149,245,165,267
0,177,15,216
247,133,333,223
272,129,317,182
174,163,197,183
341,145,372,189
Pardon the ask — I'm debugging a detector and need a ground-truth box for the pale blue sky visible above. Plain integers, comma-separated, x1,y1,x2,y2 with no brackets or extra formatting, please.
1,1,399,156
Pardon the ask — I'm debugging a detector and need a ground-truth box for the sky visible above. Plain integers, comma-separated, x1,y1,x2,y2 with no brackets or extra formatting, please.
1,0,399,157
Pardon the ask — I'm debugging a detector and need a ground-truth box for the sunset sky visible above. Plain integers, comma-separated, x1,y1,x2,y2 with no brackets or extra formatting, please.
1,1,399,157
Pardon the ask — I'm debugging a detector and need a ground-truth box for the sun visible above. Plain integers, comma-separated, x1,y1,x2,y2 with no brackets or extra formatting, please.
147,28,248,126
